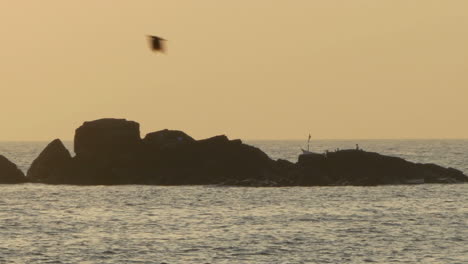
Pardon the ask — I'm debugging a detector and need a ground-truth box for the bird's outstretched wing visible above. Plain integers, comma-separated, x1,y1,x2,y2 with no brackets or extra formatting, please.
148,35,166,53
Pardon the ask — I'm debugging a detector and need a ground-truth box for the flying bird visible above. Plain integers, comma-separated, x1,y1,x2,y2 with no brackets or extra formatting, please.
148,35,166,53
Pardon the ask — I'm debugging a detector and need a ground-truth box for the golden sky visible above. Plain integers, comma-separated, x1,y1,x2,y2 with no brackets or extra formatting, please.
1,1,467,140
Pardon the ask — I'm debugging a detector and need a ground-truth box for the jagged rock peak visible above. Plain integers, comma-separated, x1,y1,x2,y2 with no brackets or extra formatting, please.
27,139,72,182
0,155,26,183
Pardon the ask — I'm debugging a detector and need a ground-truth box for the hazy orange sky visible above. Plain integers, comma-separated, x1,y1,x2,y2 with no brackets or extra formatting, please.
1,1,467,140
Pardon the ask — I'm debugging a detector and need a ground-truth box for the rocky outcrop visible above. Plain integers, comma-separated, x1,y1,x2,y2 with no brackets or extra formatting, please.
148,135,279,185
74,118,141,160
61,119,142,185
22,118,468,186
294,150,468,186
143,129,195,149
294,153,331,185
27,139,72,183
416,163,468,183
0,155,26,183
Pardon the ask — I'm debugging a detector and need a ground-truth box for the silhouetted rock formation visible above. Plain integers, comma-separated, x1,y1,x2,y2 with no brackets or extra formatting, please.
60,118,143,185
148,135,280,185
294,153,331,185
0,155,26,183
143,129,195,149
24,118,468,186
27,139,72,183
294,150,468,186
74,118,141,160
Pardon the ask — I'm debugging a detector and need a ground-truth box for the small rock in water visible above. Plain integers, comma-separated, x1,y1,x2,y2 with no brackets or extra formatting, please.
0,155,26,183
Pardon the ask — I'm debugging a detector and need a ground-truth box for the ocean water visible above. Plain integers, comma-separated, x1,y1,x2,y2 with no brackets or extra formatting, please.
0,140,467,263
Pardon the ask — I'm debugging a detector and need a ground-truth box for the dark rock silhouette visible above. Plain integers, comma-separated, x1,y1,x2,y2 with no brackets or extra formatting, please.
143,129,195,150
148,135,279,185
0,155,26,183
22,118,468,186
27,139,72,183
295,150,468,186
295,153,331,185
62,118,143,185
74,118,141,160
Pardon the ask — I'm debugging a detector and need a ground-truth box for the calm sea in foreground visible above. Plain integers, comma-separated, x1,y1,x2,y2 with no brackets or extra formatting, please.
0,140,467,263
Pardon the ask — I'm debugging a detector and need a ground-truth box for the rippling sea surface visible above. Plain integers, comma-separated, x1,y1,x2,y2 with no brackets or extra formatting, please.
0,140,467,263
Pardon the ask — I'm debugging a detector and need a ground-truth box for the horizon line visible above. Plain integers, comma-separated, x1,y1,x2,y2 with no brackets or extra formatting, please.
1,137,468,142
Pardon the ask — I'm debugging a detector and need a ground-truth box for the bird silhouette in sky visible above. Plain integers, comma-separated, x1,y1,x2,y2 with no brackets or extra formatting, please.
148,35,166,53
